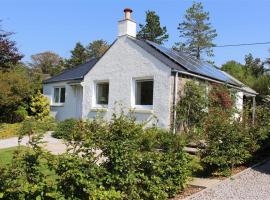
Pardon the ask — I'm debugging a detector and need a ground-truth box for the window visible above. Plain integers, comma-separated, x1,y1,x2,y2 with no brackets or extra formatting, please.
53,87,65,104
96,82,109,105
135,79,153,106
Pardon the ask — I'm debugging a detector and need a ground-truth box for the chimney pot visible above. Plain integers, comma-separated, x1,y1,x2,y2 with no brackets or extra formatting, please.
124,8,132,20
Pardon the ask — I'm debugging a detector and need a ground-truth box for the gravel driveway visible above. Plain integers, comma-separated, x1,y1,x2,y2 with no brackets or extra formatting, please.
186,160,270,200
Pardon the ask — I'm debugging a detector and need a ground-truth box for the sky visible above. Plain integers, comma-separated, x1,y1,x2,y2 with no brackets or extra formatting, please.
1,0,270,67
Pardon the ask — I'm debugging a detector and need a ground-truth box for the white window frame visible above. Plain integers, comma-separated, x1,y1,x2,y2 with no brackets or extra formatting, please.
52,86,66,106
131,77,154,110
93,80,109,108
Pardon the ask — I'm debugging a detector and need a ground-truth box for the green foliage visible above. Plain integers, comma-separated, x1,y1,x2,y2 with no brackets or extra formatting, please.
201,109,251,175
30,91,50,120
0,69,34,123
176,81,207,132
86,40,110,59
221,54,270,104
66,42,89,68
0,123,21,139
0,112,195,199
99,113,193,199
175,2,217,59
52,118,78,139
14,105,28,122
0,120,59,199
137,10,169,44
29,51,64,76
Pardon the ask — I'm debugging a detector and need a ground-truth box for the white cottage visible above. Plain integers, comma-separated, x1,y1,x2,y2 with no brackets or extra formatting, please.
43,8,257,131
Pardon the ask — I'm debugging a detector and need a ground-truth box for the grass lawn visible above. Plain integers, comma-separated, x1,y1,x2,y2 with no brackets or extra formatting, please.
0,146,27,166
0,123,21,139
0,146,57,181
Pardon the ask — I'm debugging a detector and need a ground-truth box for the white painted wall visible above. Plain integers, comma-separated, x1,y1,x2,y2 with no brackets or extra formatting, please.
43,81,83,121
82,36,172,128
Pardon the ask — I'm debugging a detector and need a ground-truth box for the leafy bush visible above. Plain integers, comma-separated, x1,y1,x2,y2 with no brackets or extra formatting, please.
14,105,28,122
30,91,50,120
208,83,235,111
52,118,78,139
99,113,194,199
201,84,251,175
201,109,251,175
0,123,21,139
0,113,195,199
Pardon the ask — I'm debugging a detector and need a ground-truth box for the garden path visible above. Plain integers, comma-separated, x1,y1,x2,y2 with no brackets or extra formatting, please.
0,132,67,154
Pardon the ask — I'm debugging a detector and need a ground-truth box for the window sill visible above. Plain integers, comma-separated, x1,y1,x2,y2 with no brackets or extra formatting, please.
130,108,153,114
51,103,64,107
90,107,108,112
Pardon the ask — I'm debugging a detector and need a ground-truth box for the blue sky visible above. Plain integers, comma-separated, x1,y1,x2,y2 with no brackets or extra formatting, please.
1,0,270,66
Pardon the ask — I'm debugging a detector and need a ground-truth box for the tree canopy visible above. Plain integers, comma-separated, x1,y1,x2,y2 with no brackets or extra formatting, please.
66,42,89,68
0,23,23,71
175,2,217,60
30,51,63,76
221,53,270,104
137,10,169,44
86,39,109,59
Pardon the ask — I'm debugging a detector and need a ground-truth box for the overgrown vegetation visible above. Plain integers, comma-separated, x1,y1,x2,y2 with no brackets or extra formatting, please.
176,81,270,176
0,112,197,199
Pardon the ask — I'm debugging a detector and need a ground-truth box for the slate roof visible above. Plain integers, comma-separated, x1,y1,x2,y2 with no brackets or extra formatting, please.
43,58,99,84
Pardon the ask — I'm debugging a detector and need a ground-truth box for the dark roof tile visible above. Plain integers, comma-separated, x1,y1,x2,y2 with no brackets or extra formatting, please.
43,58,98,84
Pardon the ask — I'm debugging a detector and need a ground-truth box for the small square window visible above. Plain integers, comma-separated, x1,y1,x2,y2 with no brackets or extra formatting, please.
53,87,65,104
135,80,153,105
96,82,109,105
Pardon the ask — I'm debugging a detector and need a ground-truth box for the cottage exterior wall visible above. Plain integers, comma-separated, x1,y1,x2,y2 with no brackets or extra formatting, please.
43,81,83,120
82,36,172,128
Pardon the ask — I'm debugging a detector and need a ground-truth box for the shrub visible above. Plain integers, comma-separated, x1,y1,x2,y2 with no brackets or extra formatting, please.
201,109,251,175
0,120,59,199
14,105,28,122
30,91,50,120
208,83,235,111
100,112,194,199
1,112,195,200
52,118,78,139
0,123,21,139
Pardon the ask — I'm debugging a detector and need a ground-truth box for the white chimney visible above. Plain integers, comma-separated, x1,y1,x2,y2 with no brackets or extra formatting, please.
118,8,136,37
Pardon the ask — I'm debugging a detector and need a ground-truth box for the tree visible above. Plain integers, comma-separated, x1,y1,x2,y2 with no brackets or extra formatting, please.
0,69,34,122
30,51,63,76
137,10,169,44
175,2,217,59
221,54,270,105
66,42,89,68
244,53,266,78
86,40,109,59
0,22,23,71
